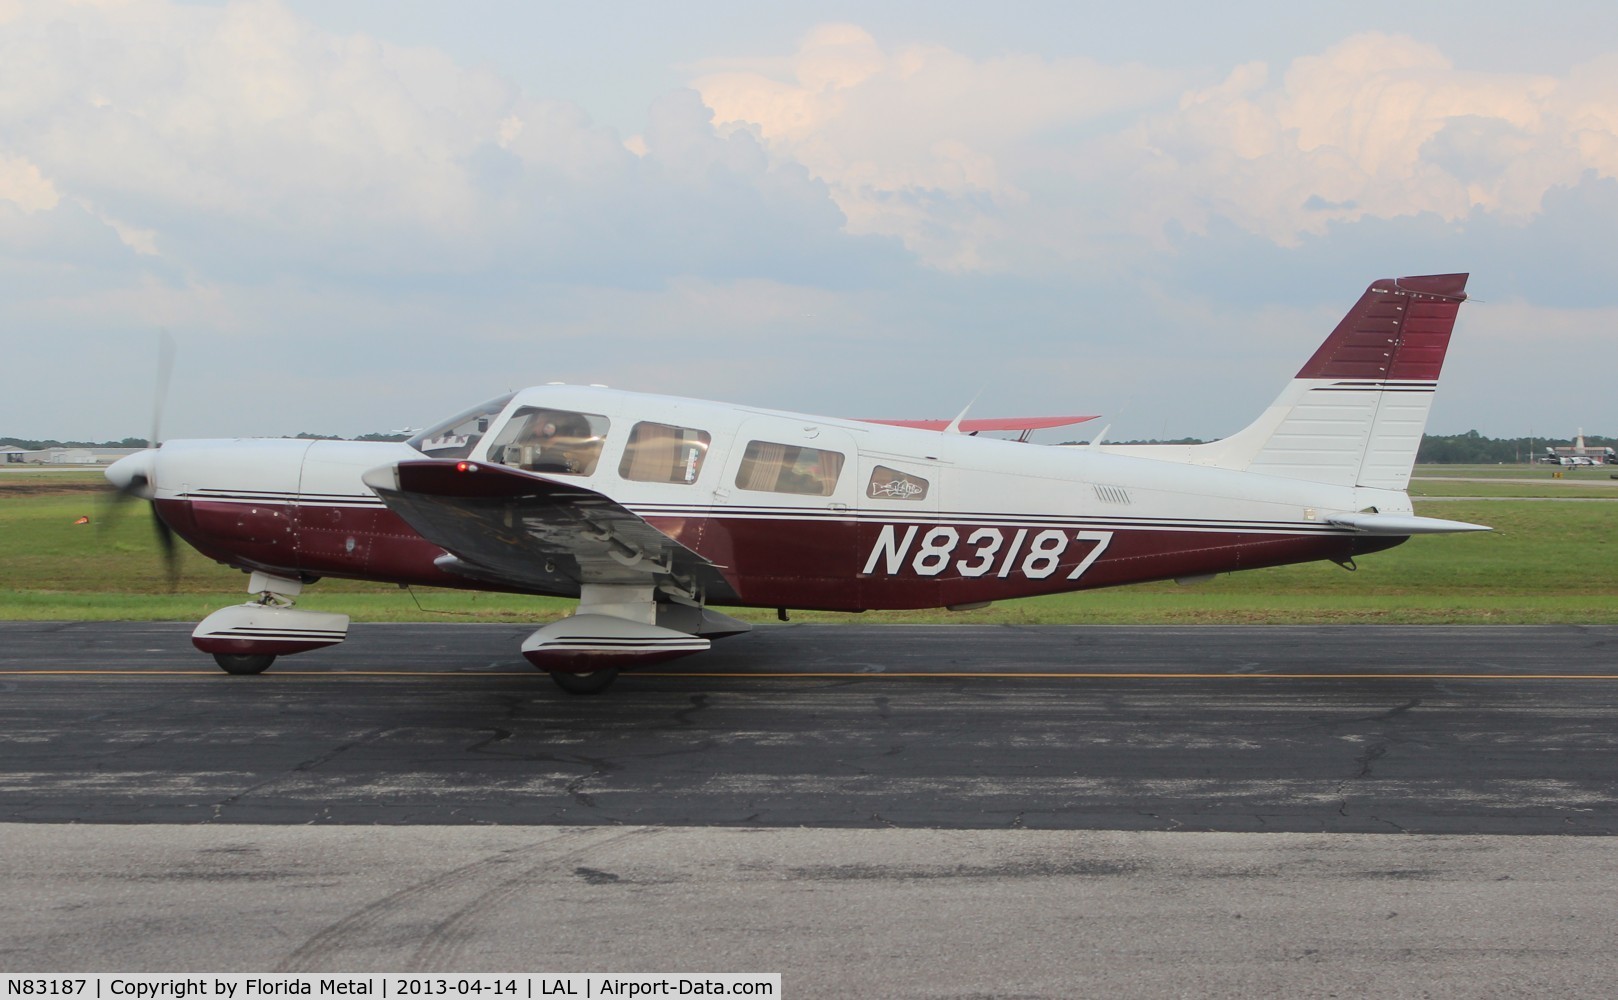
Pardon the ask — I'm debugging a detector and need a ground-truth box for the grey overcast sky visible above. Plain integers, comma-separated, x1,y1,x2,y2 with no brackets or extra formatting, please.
3,0,1617,442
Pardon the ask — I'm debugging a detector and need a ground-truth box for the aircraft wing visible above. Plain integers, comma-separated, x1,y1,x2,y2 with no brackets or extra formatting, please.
361,459,734,600
858,415,1099,433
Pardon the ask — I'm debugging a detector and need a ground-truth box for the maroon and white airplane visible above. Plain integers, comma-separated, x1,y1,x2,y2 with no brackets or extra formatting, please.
107,273,1484,693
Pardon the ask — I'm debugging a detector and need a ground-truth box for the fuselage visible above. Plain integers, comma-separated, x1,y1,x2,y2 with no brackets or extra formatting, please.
137,384,1409,612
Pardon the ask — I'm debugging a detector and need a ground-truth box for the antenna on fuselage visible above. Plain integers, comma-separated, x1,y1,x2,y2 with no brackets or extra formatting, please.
943,389,984,435
1087,405,1129,449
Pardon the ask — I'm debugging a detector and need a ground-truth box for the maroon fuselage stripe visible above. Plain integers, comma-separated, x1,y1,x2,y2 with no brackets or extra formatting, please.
155,498,1400,612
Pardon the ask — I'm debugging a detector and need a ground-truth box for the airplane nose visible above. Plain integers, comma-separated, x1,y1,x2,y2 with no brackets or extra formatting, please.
106,449,159,499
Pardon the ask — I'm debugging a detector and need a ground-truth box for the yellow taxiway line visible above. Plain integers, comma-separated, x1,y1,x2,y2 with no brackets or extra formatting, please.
6,669,1618,681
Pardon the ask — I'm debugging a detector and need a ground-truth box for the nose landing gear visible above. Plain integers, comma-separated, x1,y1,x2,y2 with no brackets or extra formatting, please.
191,571,349,675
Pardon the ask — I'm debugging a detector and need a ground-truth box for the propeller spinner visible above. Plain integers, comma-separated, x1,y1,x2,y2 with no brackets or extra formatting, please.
102,448,180,589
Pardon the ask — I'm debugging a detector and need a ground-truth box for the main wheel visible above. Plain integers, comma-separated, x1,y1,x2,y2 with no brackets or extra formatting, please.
549,667,619,695
213,652,276,675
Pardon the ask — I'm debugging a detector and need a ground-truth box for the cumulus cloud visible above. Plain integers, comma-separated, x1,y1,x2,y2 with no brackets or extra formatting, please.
0,1,912,438
693,27,1618,275
693,24,1180,271
1126,33,1618,245
5,5,1617,441
0,152,57,211
0,0,893,289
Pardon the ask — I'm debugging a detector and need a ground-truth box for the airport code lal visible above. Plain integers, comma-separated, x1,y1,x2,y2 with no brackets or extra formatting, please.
4,978,779,999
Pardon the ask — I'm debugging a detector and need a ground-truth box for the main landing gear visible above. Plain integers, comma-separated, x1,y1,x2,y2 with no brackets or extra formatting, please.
521,585,711,695
547,668,621,695
191,578,749,692
522,585,751,695
214,652,277,675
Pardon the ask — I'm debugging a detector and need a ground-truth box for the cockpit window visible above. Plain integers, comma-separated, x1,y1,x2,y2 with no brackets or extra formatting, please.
619,421,712,484
487,407,610,476
735,441,845,496
407,393,515,460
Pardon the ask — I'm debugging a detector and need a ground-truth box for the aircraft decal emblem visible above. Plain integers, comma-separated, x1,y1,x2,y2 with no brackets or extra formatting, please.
868,466,929,501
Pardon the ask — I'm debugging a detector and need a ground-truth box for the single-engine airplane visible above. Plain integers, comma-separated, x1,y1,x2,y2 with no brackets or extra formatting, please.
106,273,1485,693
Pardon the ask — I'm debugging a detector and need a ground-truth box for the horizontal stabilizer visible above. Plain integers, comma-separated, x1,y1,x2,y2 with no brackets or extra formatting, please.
1326,513,1491,535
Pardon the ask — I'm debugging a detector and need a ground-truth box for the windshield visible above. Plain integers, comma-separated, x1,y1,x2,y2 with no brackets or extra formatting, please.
406,393,516,459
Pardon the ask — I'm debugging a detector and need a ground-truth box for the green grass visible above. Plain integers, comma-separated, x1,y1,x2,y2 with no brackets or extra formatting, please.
1409,464,1618,498
1410,482,1618,498
1413,463,1552,477
1413,462,1618,481
3,478,1614,624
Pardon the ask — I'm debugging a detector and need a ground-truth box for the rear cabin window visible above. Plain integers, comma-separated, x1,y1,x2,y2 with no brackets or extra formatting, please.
619,422,712,484
486,407,610,476
735,441,845,496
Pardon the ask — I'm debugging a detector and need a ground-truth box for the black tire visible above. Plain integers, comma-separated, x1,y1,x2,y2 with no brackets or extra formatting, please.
213,652,276,675
549,667,619,695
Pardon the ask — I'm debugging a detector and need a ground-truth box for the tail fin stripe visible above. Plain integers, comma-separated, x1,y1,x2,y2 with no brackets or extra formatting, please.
1296,274,1467,382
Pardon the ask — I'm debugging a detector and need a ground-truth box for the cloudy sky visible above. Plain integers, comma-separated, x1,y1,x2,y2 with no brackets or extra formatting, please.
4,0,1617,443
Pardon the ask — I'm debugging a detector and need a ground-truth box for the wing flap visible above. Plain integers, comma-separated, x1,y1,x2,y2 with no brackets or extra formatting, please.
363,459,733,598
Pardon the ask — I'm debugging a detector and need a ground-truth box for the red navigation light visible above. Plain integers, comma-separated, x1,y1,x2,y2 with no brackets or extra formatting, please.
456,461,479,473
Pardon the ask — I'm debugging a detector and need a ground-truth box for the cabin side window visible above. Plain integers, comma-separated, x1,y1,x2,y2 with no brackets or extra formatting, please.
486,407,610,476
619,422,712,484
734,441,845,496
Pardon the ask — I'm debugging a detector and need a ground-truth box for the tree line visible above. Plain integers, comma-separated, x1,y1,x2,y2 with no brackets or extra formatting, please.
1,431,412,450
1415,430,1614,464
1082,430,1614,464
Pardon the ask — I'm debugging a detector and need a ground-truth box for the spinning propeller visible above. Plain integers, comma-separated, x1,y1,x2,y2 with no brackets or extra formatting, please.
101,332,180,589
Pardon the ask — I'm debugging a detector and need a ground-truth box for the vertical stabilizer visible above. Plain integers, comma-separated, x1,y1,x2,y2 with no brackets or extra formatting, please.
1249,273,1467,490
1104,274,1469,491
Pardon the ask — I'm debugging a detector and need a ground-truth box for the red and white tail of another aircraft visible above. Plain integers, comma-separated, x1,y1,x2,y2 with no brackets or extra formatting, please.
106,273,1484,693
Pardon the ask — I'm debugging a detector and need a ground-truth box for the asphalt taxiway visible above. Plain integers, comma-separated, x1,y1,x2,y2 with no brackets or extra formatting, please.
4,622,1618,990
4,622,1617,832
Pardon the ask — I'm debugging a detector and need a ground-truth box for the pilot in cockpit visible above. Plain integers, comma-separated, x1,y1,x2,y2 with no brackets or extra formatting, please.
507,410,589,474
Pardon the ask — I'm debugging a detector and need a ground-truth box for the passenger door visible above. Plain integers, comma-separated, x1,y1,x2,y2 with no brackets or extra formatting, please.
711,419,859,608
